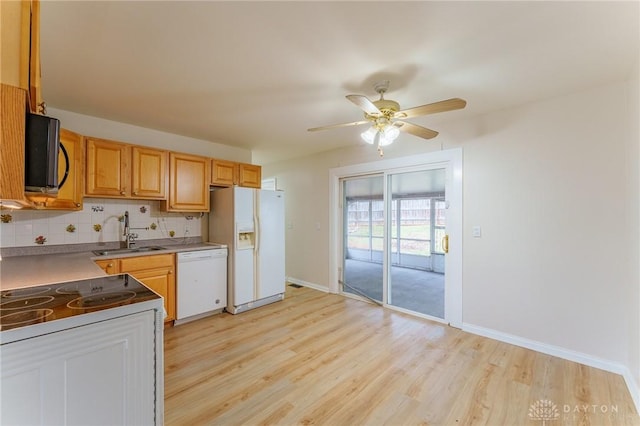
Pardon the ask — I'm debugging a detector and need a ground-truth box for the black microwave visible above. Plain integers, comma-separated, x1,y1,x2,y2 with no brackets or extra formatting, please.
25,113,63,194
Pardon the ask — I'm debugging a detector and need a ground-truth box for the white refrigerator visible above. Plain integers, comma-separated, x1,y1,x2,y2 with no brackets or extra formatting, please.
209,187,285,314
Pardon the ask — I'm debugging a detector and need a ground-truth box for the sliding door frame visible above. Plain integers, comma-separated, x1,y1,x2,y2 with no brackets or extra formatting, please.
329,148,463,328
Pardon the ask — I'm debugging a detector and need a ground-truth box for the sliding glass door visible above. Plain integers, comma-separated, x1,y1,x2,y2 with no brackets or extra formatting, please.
340,168,447,319
388,169,446,318
342,175,384,303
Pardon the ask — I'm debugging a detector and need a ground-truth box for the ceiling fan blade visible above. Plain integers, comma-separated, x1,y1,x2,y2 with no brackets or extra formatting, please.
395,121,439,139
307,120,369,132
395,98,466,119
346,94,381,115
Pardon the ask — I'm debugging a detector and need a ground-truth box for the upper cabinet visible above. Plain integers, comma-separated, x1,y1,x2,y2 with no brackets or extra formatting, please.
238,163,261,188
211,159,262,189
27,0,43,113
0,84,32,208
85,137,167,200
131,146,167,199
85,138,130,197
163,152,210,212
210,159,237,187
0,0,44,113
27,128,84,210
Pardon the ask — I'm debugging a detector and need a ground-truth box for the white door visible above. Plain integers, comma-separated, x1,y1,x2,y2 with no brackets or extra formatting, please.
256,190,285,299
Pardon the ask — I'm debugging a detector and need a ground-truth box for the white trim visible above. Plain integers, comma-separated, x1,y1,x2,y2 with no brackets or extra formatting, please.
286,277,331,293
464,322,640,413
329,149,463,328
622,368,640,415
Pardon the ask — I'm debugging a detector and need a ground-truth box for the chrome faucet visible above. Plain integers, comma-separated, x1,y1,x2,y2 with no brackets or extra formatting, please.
122,211,149,249
123,211,134,248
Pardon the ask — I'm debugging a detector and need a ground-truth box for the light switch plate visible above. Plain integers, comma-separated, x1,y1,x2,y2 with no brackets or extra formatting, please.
472,226,482,238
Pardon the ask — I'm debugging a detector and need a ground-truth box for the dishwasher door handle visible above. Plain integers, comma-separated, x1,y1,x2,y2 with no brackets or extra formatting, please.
179,254,213,262
178,250,227,262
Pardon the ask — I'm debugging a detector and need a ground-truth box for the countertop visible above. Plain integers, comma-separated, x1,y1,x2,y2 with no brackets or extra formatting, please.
0,242,226,291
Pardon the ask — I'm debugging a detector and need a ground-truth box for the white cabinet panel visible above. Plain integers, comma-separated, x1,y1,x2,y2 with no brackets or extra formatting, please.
1,311,156,426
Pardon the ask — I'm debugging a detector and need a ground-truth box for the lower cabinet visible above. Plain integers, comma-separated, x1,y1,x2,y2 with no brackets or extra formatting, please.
1,311,156,426
95,254,176,323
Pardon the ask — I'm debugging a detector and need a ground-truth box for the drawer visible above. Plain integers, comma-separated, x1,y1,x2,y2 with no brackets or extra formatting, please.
120,254,174,272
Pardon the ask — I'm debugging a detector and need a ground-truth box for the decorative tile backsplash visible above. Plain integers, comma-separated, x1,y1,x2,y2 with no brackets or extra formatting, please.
0,198,202,248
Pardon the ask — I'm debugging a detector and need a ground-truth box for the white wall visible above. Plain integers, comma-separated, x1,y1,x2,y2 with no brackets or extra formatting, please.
47,108,252,162
262,79,639,392
625,61,640,402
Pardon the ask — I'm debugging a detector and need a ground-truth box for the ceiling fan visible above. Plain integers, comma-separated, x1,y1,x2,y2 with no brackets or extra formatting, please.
308,80,466,156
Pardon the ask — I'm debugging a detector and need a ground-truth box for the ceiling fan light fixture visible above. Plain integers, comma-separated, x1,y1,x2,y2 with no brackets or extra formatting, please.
360,126,377,144
383,125,400,142
378,132,394,147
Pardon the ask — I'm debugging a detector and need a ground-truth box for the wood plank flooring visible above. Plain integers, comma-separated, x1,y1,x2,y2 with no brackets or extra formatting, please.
164,286,639,425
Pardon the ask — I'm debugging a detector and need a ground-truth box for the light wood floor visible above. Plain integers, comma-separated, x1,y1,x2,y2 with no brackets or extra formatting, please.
164,286,639,425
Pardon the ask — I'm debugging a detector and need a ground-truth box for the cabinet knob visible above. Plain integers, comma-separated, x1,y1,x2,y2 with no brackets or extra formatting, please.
168,270,173,274
108,263,114,268
120,190,126,195
75,203,81,207
133,191,138,195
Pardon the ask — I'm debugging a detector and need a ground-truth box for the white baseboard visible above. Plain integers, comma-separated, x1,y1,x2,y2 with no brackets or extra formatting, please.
463,323,640,414
286,277,331,293
622,367,640,415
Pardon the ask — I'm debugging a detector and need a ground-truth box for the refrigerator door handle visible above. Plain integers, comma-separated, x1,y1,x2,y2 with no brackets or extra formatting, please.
254,189,260,300
254,191,260,255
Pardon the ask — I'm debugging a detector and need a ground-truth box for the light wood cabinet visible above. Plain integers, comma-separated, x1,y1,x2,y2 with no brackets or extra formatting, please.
95,253,176,323
132,145,167,198
211,159,262,189
27,128,84,210
85,137,167,200
238,162,261,188
94,258,119,275
27,0,42,113
0,0,43,113
211,159,237,187
85,137,130,197
164,152,210,212
0,84,32,208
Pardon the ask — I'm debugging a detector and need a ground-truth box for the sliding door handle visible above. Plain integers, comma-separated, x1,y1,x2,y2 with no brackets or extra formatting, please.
442,235,449,254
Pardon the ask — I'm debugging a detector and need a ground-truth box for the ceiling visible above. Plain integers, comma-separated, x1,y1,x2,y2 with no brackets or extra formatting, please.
40,1,639,164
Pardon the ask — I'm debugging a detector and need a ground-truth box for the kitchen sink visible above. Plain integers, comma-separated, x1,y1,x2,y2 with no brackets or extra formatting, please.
92,246,166,256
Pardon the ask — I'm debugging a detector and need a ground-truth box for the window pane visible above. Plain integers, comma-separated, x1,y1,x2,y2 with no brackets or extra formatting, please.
433,228,446,253
435,200,446,227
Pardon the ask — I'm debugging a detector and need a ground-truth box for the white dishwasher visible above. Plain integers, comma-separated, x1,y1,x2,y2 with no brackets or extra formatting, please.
176,248,228,324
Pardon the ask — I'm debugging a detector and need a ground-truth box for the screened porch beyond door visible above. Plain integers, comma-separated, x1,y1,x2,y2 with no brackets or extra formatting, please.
343,259,444,318
344,196,446,318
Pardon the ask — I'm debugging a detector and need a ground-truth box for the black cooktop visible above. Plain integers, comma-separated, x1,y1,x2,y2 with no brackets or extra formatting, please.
0,275,159,332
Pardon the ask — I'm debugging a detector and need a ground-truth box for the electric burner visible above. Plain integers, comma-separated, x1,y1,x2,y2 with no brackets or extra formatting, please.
0,275,159,332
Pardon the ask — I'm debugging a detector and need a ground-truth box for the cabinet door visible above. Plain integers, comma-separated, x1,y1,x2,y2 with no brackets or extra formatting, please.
164,152,210,212
85,138,131,197
95,258,119,275
119,254,175,322
129,268,176,322
28,0,43,113
0,84,31,207
36,128,84,210
238,163,262,188
132,146,167,199
211,159,237,187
